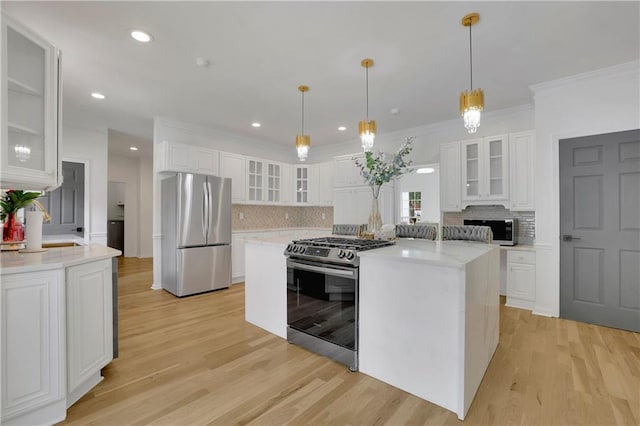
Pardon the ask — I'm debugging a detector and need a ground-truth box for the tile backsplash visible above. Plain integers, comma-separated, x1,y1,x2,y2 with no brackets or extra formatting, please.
443,205,535,245
232,204,333,230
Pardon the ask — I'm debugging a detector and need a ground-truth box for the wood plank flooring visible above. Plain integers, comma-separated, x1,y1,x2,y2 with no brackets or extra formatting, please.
60,257,640,425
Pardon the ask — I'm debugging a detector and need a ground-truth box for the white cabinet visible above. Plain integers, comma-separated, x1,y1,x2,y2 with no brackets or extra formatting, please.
334,186,394,225
265,162,282,203
461,135,509,206
334,154,364,187
281,164,293,204
440,141,462,212
509,131,535,211
316,162,334,206
506,249,536,310
156,141,219,176
232,232,264,283
1,14,62,191
246,158,264,202
1,270,65,424
294,165,310,204
66,259,112,406
219,152,246,203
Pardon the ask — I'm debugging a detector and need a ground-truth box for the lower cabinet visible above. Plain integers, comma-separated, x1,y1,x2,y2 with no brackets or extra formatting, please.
1,258,114,425
506,249,536,310
1,270,66,425
66,259,113,406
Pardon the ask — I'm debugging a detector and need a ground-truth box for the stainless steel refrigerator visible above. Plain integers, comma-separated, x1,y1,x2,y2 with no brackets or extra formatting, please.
161,173,232,296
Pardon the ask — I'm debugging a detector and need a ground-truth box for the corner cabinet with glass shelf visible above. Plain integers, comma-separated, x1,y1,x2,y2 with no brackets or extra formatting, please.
461,135,509,207
1,14,62,191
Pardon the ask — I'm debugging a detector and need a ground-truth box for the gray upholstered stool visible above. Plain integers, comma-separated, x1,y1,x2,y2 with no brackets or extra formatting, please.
441,225,492,243
395,224,438,240
332,224,367,236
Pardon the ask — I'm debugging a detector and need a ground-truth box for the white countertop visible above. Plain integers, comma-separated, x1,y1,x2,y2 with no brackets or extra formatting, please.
359,239,499,269
244,230,331,248
1,244,121,275
233,227,331,234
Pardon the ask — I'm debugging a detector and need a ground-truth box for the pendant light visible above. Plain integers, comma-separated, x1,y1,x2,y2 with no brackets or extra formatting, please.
295,85,310,162
359,58,376,152
459,13,484,134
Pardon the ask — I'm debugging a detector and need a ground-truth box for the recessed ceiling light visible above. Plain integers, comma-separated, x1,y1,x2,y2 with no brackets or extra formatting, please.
251,122,261,128
130,30,153,43
129,146,138,151
416,167,435,174
91,92,106,100
338,126,347,131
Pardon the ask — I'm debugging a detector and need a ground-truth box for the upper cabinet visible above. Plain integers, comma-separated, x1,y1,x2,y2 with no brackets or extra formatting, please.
461,134,509,205
509,131,535,211
316,162,334,206
246,158,264,202
219,152,246,203
1,14,62,191
156,141,219,176
440,131,534,212
294,165,310,204
334,154,364,187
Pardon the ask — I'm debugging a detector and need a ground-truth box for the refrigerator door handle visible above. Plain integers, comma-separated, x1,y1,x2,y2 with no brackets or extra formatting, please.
202,180,209,240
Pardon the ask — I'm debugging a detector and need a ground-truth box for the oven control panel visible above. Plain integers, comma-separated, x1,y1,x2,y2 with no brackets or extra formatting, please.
284,244,358,265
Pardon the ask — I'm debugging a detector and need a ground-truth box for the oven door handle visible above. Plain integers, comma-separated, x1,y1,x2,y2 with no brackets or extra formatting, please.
288,261,357,279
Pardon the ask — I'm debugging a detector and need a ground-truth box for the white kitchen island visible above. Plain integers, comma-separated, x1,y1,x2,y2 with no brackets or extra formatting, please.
244,236,500,420
1,244,120,426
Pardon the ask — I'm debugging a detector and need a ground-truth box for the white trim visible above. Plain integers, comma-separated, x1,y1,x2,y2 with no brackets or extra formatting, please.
530,61,639,92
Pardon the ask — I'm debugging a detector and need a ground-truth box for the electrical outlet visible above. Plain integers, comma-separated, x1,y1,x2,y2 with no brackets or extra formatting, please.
322,213,326,220
239,212,244,220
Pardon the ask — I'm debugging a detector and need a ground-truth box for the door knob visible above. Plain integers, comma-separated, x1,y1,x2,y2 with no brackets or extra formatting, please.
75,227,84,232
562,235,581,242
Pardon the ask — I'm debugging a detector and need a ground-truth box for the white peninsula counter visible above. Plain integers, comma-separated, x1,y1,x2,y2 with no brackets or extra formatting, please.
244,236,500,420
1,244,120,426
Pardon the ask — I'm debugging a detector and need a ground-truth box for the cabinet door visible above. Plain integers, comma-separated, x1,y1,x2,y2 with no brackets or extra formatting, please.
334,155,363,187
167,142,192,171
295,166,309,204
333,188,354,223
266,162,281,203
231,234,246,281
440,141,462,212
247,159,264,202
219,152,246,203
1,16,60,190
484,135,509,200
509,131,535,211
507,262,535,301
1,270,65,421
317,162,334,205
461,139,483,201
66,259,113,396
281,164,293,204
192,147,219,175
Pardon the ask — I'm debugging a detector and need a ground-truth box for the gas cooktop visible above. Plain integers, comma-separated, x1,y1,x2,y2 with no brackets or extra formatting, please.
284,237,395,266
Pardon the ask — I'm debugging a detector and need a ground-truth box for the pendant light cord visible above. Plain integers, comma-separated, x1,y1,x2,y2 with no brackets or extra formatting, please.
366,65,369,121
301,90,305,135
469,18,473,90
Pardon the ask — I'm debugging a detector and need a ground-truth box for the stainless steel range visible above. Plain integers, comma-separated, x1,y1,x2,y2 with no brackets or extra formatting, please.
284,237,394,371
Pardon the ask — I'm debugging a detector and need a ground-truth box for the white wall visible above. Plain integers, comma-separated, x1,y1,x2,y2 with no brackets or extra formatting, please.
108,154,139,257
531,61,640,317
107,129,154,258
61,126,108,245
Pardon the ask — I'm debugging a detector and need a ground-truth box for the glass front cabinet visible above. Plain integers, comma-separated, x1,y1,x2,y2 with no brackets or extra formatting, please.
461,135,509,205
1,14,62,190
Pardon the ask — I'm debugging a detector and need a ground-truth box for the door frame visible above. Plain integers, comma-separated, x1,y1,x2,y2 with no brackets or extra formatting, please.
61,156,91,243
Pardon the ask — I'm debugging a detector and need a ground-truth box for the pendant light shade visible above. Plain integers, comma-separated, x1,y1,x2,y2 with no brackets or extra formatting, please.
359,58,376,152
296,85,310,161
459,13,484,134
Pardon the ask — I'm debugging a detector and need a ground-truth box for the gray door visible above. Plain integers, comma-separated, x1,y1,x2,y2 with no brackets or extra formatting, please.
39,161,85,237
560,129,640,332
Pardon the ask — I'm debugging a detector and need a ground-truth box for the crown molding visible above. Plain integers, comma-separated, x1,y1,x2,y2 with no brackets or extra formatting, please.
530,60,639,93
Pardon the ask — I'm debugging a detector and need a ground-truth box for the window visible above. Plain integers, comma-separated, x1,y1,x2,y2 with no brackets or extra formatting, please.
401,191,422,223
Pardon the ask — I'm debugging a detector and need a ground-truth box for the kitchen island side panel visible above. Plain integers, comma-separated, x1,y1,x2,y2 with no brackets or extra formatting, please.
358,258,465,414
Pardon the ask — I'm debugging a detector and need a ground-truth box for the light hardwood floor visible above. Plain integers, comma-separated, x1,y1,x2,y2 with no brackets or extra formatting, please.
60,257,640,425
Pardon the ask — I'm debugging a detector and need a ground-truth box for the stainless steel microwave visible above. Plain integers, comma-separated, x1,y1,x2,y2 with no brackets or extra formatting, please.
463,218,518,246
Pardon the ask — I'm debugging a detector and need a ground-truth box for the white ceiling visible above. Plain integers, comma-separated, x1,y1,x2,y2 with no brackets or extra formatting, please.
3,1,639,156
